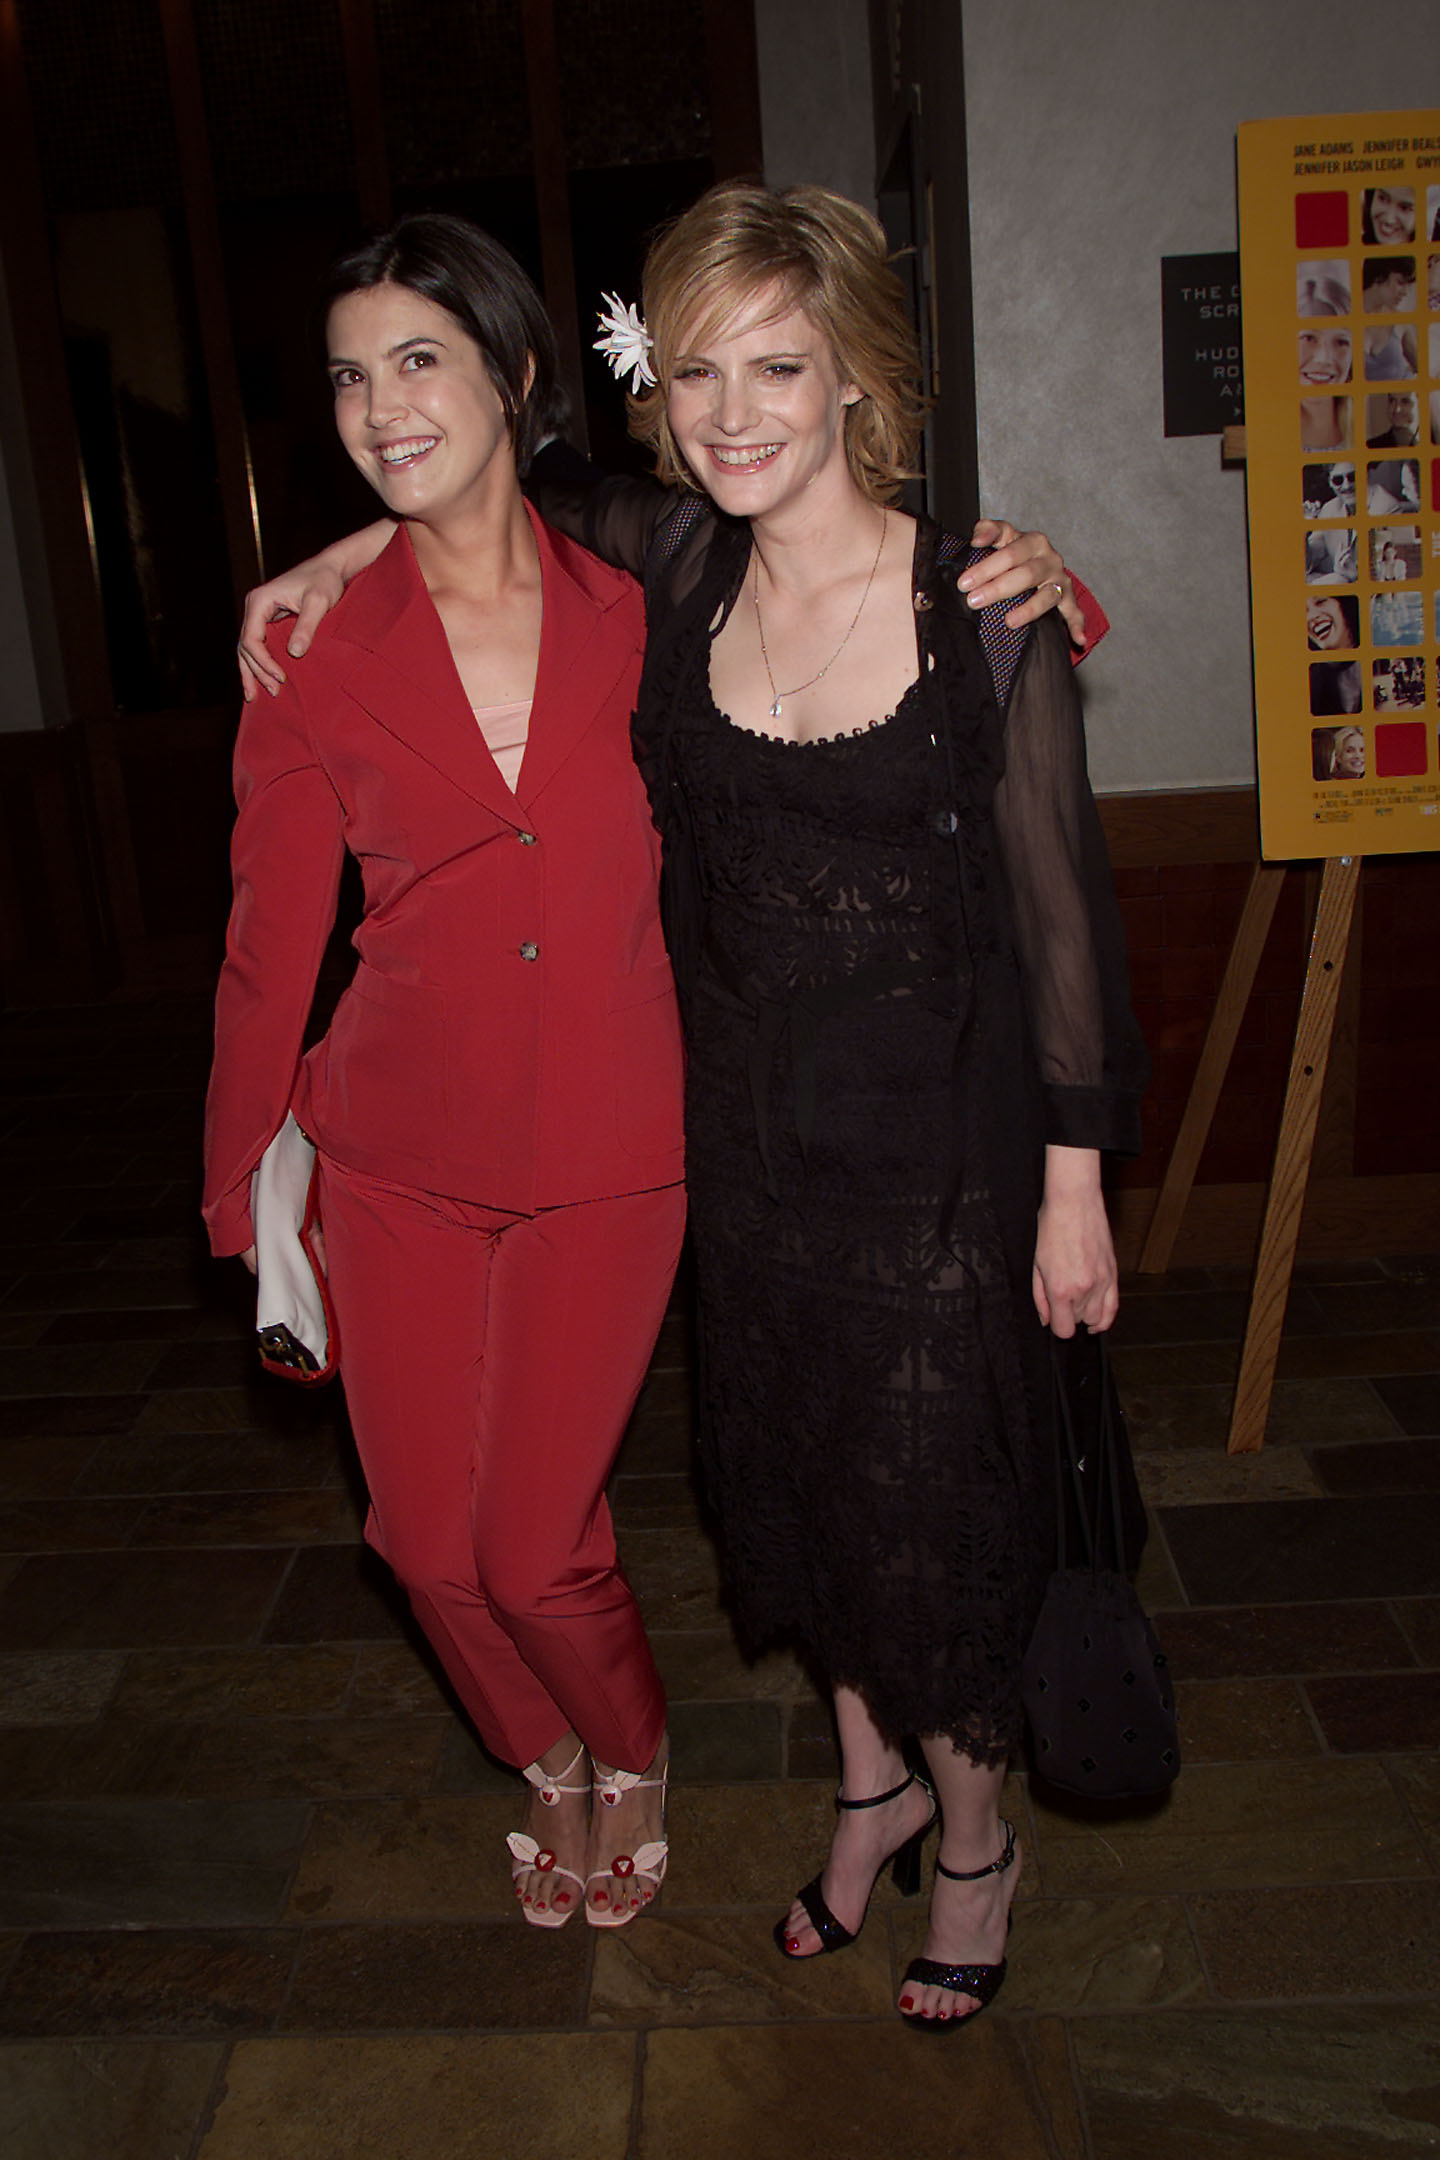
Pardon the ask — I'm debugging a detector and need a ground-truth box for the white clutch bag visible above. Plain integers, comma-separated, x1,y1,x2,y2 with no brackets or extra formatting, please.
251,1113,338,1384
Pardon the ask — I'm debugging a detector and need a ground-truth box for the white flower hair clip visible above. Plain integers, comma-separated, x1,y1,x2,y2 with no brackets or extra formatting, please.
594,292,656,393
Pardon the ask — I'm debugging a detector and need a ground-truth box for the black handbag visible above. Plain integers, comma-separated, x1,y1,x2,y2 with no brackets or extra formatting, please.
1021,1334,1180,1799
1052,1328,1148,1574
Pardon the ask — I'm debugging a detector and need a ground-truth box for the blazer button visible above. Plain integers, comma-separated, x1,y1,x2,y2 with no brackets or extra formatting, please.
913,590,934,612
519,941,539,962
517,830,537,845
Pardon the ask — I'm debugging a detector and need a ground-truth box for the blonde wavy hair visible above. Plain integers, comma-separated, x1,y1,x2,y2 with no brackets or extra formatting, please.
626,180,927,506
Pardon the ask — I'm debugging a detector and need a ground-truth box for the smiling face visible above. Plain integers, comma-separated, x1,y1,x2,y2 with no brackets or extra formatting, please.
663,286,862,521
1368,188,1415,245
1333,727,1365,777
1298,327,1352,384
326,284,518,523
1307,597,1353,649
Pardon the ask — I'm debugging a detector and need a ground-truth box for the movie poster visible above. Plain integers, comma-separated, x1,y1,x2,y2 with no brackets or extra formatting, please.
1238,111,1440,859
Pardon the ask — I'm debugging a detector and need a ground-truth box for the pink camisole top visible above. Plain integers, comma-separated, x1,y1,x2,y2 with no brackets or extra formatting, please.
472,698,531,793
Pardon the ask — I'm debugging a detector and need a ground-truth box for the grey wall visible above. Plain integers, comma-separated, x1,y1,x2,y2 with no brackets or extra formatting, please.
963,0,1440,792
755,0,876,206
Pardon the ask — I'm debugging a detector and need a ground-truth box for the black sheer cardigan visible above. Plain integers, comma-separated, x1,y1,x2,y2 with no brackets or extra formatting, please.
528,442,1148,1213
528,443,1148,1537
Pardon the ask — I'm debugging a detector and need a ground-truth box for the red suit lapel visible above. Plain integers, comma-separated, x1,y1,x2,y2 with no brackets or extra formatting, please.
326,507,641,824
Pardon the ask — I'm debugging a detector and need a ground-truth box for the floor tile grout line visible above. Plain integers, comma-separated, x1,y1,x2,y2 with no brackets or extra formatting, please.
1176,1885,1220,2005
626,2026,647,2159
269,1906,316,2037
1004,1989,1440,2019
1378,1750,1440,1872
1384,1595,1433,1666
9,1861,1422,1944
246,1541,304,1653
185,2039,235,2160
1295,1685,1355,1757
1143,1502,1190,1610
1009,2007,1083,2160
8,1990,1440,2045
1059,2009,1098,2160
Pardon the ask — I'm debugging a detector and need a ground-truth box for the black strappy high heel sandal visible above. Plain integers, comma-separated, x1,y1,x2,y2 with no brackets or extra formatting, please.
774,1769,937,1958
899,1815,1017,2029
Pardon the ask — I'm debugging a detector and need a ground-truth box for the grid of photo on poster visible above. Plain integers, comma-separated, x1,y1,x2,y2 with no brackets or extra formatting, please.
1299,180,1439,786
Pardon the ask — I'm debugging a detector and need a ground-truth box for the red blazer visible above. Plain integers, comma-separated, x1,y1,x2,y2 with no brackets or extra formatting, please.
203,508,685,1257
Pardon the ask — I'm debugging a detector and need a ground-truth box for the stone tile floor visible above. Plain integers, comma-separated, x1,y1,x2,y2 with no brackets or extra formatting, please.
1,994,1438,2158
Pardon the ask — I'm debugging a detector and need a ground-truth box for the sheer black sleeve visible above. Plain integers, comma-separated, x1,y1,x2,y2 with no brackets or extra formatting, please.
987,613,1147,1153
525,440,681,582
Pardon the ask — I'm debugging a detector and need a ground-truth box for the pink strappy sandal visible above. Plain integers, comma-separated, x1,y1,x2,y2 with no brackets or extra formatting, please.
506,1742,589,1930
585,1758,669,1928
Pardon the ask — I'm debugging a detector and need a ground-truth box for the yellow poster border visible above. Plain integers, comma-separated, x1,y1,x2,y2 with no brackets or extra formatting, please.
1238,110,1439,860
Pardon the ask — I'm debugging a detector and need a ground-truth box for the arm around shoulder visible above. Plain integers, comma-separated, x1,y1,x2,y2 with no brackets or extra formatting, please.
525,439,681,582
238,520,393,699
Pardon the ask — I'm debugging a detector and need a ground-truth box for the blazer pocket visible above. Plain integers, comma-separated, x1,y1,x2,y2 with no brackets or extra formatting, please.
607,959,685,1159
315,964,449,1152
607,957,677,1014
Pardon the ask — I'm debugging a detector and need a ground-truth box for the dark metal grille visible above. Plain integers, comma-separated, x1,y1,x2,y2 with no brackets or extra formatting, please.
374,0,530,186
193,0,354,203
20,0,181,212
556,0,710,169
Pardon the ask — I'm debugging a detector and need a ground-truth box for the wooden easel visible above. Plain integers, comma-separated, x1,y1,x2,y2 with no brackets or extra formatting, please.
1137,851,1363,1453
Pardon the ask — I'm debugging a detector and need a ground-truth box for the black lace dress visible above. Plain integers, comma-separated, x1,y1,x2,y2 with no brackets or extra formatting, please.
528,451,1147,1761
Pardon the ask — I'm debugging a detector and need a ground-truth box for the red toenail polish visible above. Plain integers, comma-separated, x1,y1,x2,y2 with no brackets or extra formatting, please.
938,2012,949,2022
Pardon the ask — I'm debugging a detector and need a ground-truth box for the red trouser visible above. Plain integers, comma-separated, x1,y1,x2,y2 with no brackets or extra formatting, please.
317,1157,685,1771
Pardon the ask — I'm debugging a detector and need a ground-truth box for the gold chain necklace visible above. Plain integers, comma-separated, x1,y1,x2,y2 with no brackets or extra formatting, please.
752,508,888,720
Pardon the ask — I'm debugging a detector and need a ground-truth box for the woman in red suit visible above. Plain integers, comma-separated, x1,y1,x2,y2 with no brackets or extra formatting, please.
203,215,687,1929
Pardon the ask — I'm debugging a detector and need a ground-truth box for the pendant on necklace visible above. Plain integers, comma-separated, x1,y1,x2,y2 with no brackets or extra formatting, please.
769,698,782,718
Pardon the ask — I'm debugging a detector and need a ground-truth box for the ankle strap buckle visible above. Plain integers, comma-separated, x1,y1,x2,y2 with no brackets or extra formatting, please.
935,1817,1017,1883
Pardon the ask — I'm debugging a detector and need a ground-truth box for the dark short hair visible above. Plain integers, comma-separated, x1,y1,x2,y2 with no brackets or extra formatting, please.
323,212,564,472
1361,255,1413,290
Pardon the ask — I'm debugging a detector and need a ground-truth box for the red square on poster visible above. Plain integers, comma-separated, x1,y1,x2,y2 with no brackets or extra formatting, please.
1374,722,1428,776
1432,459,1440,513
1295,191,1348,247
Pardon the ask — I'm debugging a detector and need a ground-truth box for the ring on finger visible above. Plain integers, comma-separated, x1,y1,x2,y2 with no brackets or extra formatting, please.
1048,580,1065,600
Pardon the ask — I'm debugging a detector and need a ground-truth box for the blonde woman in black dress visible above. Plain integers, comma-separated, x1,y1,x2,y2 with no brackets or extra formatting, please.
539,183,1144,2027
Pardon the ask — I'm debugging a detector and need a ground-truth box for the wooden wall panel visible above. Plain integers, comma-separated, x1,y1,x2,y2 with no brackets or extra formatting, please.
0,0,112,721
1099,785,1259,868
